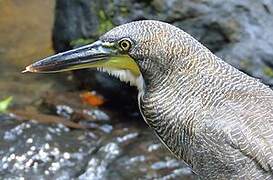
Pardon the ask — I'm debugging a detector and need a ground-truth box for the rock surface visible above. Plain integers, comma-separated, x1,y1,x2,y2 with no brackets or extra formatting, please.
53,0,273,92
0,91,195,179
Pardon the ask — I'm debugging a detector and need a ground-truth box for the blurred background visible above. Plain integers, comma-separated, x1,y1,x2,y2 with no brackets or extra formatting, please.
0,0,272,179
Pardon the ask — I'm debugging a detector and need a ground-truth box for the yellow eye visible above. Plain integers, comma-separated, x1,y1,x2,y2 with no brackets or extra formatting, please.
118,38,132,51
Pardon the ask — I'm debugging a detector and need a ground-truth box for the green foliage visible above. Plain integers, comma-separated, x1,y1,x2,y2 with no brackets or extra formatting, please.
98,10,114,34
263,66,273,77
0,96,13,113
69,10,115,48
239,59,252,69
120,6,129,16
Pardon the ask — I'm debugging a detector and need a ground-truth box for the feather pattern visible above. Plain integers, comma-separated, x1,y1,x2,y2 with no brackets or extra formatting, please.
101,20,273,179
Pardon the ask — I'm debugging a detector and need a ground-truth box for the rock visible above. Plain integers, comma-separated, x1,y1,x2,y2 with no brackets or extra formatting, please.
53,0,273,92
0,112,195,179
0,90,196,179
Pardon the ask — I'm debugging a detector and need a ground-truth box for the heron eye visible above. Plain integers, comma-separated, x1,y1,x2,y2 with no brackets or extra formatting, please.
118,38,131,51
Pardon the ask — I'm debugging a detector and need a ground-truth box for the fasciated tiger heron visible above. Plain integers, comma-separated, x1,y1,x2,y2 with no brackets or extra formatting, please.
24,20,273,179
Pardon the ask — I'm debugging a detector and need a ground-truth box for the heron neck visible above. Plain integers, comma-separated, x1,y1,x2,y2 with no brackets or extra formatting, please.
138,50,227,164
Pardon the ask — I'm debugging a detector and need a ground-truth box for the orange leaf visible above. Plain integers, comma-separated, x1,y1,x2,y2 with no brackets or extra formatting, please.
80,91,104,107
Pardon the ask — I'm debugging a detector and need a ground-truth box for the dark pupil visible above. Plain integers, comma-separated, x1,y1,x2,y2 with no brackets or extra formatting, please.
121,41,128,49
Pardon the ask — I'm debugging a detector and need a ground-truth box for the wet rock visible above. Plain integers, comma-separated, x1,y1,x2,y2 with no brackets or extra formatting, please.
0,117,100,179
0,90,196,179
53,0,273,91
0,113,195,179
78,142,121,180
40,91,110,123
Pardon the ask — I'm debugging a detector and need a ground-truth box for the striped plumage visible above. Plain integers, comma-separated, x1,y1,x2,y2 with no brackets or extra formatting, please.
25,20,273,179
101,20,273,179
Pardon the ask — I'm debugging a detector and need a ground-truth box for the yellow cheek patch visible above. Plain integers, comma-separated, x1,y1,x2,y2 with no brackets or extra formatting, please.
103,55,141,76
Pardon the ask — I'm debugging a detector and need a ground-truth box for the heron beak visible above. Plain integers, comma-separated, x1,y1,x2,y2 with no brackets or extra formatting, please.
23,40,140,76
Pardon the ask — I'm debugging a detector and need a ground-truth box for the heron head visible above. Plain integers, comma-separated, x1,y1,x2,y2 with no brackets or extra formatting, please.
24,20,190,91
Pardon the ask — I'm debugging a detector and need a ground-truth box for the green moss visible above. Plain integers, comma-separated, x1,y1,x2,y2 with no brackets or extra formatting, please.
120,6,129,16
263,66,273,77
70,38,94,47
98,10,114,34
239,59,252,69
108,0,115,16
